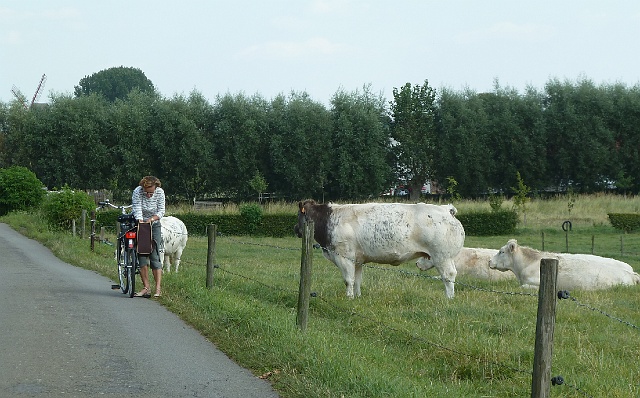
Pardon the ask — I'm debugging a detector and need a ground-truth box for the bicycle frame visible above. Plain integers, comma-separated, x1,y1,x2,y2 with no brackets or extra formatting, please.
98,200,140,298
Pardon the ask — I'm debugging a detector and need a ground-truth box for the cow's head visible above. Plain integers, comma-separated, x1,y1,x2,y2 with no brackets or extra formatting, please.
294,199,316,238
489,239,518,271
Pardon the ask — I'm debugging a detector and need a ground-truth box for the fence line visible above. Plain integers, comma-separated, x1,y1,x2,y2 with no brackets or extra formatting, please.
205,231,602,397
201,256,592,397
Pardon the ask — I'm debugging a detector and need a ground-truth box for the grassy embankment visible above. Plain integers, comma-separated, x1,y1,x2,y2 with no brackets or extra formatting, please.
2,193,640,397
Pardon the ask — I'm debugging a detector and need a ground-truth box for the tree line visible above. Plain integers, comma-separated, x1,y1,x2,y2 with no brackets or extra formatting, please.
1,74,639,202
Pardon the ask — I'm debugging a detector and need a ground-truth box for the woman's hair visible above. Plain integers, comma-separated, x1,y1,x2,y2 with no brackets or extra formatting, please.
139,175,162,188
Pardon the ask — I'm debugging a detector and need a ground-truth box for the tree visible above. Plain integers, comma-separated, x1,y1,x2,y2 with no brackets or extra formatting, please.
209,93,270,199
544,78,616,192
74,66,155,102
390,80,437,200
328,86,392,200
481,83,547,194
249,171,268,202
435,87,492,197
267,92,332,201
0,102,8,168
511,171,531,225
109,90,157,200
45,94,111,189
148,93,213,201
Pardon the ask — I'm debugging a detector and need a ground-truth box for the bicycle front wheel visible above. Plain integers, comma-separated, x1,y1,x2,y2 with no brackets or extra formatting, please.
117,240,129,294
126,248,137,298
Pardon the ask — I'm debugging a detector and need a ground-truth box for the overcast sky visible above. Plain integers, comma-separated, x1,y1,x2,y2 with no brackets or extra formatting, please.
2,1,640,106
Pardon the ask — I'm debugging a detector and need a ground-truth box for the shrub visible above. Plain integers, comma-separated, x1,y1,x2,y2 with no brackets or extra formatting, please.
457,210,518,236
239,203,263,234
0,166,45,216
42,186,96,230
608,213,640,233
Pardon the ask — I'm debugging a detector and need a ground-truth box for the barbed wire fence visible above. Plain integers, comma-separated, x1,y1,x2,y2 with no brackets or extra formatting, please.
183,226,637,397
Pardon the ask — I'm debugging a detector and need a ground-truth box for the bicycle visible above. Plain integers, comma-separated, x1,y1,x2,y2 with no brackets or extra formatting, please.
97,200,141,298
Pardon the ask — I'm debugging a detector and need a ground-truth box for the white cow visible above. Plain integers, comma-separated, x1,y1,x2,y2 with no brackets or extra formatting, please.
489,239,640,290
419,247,515,281
159,216,188,273
294,200,465,298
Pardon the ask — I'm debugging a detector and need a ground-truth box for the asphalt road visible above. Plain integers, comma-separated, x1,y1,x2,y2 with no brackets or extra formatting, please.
0,223,279,398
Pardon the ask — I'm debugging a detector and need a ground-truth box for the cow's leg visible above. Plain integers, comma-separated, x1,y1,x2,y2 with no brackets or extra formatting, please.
433,258,457,299
174,248,184,273
163,253,171,273
335,258,356,298
160,253,167,273
353,263,363,297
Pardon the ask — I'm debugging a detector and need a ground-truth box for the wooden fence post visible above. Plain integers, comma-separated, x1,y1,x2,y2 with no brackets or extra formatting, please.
531,258,559,398
297,220,314,331
206,224,217,289
81,209,87,239
90,210,96,251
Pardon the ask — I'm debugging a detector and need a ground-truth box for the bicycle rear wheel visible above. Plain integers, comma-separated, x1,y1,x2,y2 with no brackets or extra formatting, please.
126,248,137,298
117,240,129,294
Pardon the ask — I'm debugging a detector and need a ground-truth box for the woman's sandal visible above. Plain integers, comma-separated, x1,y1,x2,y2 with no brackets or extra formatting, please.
134,287,151,298
153,289,162,298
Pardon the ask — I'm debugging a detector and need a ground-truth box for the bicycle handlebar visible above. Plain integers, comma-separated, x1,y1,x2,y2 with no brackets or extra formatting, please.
96,199,133,214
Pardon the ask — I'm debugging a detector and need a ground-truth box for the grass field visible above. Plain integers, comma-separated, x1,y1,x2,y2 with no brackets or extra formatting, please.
2,194,640,397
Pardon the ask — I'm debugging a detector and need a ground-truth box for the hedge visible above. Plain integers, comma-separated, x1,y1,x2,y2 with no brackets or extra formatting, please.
456,210,518,236
96,210,516,238
608,213,640,233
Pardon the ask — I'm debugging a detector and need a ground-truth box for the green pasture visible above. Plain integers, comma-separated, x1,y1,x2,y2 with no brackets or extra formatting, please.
2,195,640,397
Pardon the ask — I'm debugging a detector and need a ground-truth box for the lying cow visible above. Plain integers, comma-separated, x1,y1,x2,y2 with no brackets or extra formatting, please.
489,239,640,290
419,247,515,281
159,216,188,273
294,200,465,298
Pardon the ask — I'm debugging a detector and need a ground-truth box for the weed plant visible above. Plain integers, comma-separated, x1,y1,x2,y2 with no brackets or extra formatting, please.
2,194,640,397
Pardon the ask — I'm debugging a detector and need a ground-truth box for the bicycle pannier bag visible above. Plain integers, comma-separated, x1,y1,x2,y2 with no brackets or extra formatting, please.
137,222,153,255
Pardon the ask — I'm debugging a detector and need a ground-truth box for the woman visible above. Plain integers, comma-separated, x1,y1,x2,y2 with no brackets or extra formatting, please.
131,175,165,298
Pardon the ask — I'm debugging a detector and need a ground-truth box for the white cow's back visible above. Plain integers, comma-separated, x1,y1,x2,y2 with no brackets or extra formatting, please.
328,202,464,266
555,253,639,290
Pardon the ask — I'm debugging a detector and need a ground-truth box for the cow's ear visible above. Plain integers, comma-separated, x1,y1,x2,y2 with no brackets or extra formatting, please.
508,241,517,252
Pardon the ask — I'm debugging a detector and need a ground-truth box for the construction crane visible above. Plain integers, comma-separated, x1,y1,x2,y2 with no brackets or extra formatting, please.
11,74,47,109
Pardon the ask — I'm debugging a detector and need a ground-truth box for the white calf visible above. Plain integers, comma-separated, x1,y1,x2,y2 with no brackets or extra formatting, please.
159,216,188,273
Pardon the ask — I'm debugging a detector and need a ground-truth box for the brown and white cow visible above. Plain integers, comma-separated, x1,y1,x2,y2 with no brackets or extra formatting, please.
294,200,465,298
489,239,640,290
418,247,515,281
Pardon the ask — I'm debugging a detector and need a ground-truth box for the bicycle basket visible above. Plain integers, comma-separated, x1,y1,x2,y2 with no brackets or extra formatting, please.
117,213,136,223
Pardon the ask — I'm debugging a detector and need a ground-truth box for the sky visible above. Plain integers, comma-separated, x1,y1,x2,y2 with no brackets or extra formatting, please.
2,1,640,107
